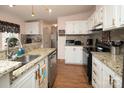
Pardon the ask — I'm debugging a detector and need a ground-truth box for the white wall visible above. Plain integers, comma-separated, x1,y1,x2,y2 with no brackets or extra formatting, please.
57,11,94,59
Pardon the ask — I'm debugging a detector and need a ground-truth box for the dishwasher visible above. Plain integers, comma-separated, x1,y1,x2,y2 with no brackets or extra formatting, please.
48,51,57,88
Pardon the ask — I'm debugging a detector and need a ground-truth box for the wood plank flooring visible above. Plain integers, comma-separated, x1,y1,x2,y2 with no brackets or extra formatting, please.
53,60,92,88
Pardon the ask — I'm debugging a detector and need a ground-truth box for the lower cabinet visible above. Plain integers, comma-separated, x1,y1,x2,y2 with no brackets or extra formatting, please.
65,46,83,65
11,66,36,88
92,56,122,88
0,73,10,88
92,57,103,88
11,57,48,88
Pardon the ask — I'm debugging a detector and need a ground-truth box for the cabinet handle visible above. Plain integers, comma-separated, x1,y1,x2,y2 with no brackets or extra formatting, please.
93,70,97,75
93,78,96,83
109,75,112,85
112,79,115,88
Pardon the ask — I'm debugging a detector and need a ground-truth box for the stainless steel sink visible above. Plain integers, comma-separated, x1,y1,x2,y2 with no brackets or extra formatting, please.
14,55,40,66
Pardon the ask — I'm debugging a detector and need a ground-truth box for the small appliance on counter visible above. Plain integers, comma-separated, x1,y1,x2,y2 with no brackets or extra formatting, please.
86,39,93,46
74,40,81,45
110,41,123,55
66,40,75,46
66,40,82,46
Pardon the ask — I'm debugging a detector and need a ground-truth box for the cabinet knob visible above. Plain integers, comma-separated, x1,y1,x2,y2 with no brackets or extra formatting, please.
112,79,115,88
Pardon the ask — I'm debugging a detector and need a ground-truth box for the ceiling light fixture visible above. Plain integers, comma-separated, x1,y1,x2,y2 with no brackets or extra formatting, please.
31,5,35,17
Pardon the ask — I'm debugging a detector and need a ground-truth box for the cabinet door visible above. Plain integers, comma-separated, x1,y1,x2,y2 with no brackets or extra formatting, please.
79,21,88,34
120,6,124,26
11,67,36,88
65,22,74,34
25,22,40,34
102,68,112,88
92,57,103,88
103,5,120,30
112,75,122,88
65,47,74,64
73,47,83,64
103,6,115,30
18,73,35,88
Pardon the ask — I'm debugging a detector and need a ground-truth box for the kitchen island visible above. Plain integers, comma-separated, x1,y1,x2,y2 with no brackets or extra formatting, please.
0,48,56,88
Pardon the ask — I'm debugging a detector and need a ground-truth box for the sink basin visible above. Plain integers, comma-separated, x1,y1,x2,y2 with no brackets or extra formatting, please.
14,55,40,66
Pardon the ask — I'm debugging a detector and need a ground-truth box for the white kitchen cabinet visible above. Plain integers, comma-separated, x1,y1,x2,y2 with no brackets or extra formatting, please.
119,6,124,26
74,21,88,34
97,7,103,25
102,66,113,88
87,15,94,32
92,56,122,88
92,57,103,88
103,5,120,31
65,21,88,34
0,73,10,88
65,21,74,34
25,21,40,34
11,66,36,88
87,6,103,31
65,46,74,63
102,63,122,88
112,74,122,88
65,46,83,65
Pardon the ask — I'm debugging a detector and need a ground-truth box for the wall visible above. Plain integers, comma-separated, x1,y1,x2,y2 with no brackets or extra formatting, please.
0,10,25,50
57,10,95,59
0,10,25,34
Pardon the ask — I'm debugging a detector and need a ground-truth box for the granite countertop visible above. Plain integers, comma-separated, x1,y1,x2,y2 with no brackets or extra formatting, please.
0,61,22,78
12,48,56,79
91,52,123,77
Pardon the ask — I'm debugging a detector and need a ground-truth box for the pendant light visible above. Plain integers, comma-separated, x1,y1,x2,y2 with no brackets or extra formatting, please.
31,5,35,17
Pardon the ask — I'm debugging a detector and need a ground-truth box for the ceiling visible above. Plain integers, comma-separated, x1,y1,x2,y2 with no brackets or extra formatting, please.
0,5,95,23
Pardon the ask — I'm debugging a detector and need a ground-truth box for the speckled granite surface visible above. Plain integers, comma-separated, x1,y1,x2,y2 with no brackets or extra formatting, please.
92,52,123,77
12,48,56,79
0,61,21,77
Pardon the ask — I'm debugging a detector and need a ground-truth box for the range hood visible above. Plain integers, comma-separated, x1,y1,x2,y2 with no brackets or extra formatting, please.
90,23,103,32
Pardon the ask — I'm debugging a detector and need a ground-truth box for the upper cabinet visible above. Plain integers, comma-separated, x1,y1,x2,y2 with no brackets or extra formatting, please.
25,21,40,34
87,7,103,31
119,6,124,26
103,5,120,31
88,5,124,31
65,21,88,35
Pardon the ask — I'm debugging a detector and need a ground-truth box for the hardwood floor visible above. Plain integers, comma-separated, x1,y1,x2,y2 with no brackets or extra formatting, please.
53,59,92,88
